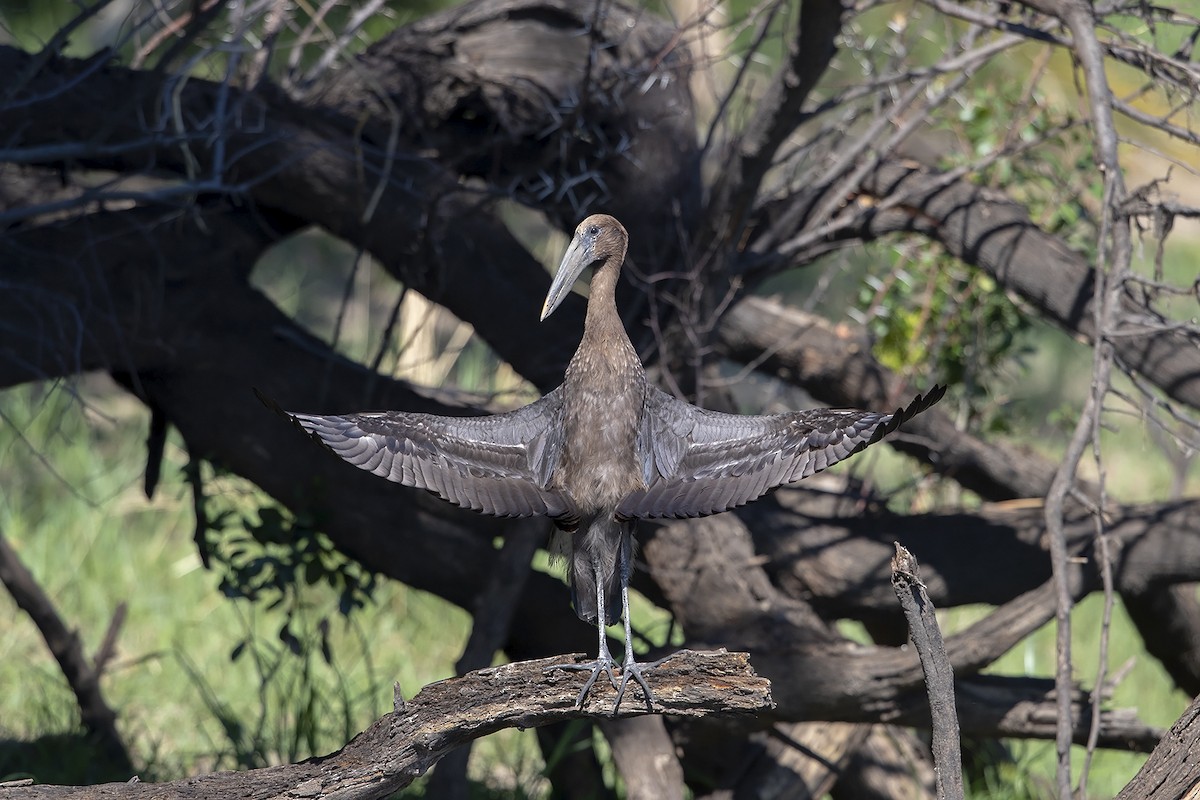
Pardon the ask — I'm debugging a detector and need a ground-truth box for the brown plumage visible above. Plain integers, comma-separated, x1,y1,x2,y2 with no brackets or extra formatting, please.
275,214,945,712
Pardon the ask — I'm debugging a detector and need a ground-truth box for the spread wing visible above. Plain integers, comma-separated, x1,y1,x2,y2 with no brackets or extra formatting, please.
263,389,573,520
618,385,945,519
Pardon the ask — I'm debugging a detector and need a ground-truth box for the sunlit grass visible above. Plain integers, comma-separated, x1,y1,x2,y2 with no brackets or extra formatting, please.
939,594,1188,798
0,377,545,787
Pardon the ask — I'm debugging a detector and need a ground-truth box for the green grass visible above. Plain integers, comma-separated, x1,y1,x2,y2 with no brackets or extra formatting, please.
941,595,1189,797
0,378,547,790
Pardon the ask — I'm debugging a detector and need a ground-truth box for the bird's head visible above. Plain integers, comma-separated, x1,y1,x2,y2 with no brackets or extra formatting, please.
541,214,628,321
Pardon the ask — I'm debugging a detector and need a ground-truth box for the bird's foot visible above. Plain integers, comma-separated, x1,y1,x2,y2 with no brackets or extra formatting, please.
546,655,664,715
612,657,657,715
545,657,619,710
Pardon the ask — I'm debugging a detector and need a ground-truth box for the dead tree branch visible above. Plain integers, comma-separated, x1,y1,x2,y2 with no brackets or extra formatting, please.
705,0,844,242
743,160,1200,414
717,294,1067,501
0,652,771,800
0,527,132,773
597,716,687,800
891,543,964,800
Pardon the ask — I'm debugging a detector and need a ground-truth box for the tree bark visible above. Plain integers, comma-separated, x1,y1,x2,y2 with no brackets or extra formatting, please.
850,162,1200,413
1115,692,1200,800
890,544,963,800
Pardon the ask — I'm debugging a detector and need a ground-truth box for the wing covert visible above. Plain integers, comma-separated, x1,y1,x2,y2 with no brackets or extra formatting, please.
271,389,573,520
620,385,944,519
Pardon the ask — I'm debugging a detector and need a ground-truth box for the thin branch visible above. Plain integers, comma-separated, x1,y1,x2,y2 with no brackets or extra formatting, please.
891,544,964,800
0,527,133,773
705,0,844,243
1017,0,1131,795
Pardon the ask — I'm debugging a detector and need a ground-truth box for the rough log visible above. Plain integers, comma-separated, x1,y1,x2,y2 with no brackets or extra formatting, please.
0,652,771,800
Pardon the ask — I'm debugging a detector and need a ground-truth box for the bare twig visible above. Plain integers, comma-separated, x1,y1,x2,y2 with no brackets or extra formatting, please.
890,543,964,800
705,0,844,244
1020,0,1131,795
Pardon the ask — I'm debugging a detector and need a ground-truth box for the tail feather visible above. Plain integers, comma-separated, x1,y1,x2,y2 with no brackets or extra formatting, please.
567,518,631,626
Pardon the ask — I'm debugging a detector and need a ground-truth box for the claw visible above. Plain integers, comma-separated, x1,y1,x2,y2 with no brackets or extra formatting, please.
545,657,619,709
546,655,658,713
613,659,655,714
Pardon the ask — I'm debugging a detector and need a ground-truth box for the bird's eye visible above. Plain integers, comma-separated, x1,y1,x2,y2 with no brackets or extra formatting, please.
587,225,600,237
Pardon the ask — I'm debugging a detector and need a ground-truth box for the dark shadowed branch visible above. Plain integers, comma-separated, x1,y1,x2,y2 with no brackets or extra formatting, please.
1121,585,1200,697
744,160,1200,413
0,528,132,774
597,716,686,800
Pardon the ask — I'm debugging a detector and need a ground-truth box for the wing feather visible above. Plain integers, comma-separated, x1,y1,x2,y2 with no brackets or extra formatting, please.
619,385,945,519
265,389,574,520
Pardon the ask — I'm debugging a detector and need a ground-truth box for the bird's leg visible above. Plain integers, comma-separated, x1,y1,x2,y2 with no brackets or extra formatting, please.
571,563,621,707
612,532,655,714
544,553,619,709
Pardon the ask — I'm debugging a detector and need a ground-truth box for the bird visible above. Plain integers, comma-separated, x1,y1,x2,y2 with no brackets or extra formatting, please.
272,214,944,713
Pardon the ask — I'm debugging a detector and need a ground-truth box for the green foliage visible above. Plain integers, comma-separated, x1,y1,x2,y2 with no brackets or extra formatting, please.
857,249,1033,432
166,465,388,768
856,77,1102,432
177,613,375,769
943,84,1101,254
193,469,378,634
962,743,1051,800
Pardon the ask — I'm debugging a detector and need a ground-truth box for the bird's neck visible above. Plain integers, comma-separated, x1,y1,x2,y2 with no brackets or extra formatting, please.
582,261,624,342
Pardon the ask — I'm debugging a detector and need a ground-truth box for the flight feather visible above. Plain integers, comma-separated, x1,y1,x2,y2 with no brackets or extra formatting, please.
266,389,574,520
619,385,946,519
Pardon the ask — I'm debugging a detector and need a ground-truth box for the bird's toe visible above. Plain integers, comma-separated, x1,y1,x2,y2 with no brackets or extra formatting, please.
545,657,619,709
